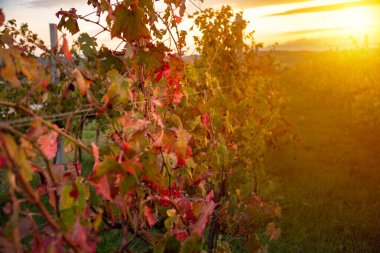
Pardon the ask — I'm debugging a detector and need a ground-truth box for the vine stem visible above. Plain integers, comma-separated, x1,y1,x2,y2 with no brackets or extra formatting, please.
0,124,61,217
154,10,181,54
0,100,94,156
143,196,190,234
0,133,81,253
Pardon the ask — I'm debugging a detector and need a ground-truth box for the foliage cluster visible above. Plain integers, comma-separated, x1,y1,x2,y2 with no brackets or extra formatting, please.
0,2,285,252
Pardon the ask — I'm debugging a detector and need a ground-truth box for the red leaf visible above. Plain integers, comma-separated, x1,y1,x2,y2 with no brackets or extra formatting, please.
173,86,183,104
174,16,182,24
192,201,216,237
201,112,210,127
41,79,49,90
37,130,58,160
163,54,184,87
0,156,6,168
95,175,112,200
0,9,4,26
60,35,72,62
69,183,79,199
206,190,214,202
143,206,157,227
71,220,96,253
2,202,12,215
176,156,186,167
173,229,188,241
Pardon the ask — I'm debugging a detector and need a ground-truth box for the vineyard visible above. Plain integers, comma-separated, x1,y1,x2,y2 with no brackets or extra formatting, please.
0,1,380,252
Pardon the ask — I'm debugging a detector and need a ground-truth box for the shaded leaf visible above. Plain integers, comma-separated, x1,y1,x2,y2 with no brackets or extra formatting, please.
143,205,157,227
191,201,216,237
0,134,33,181
179,233,202,253
264,222,281,241
104,69,133,105
110,4,150,41
78,33,97,58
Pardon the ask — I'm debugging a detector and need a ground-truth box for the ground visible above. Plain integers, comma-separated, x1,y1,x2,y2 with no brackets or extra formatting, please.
266,70,380,252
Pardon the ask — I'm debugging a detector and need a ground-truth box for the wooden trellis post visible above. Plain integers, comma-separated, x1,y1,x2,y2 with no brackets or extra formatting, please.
50,23,64,164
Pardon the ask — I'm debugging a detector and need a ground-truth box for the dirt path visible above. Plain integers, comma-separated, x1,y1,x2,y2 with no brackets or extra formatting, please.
266,83,380,253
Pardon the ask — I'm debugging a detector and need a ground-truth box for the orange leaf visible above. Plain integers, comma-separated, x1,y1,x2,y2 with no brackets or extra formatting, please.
265,222,281,241
37,130,58,160
60,35,72,62
72,68,91,96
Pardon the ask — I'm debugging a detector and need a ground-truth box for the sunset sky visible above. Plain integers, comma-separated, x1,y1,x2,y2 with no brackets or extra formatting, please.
0,0,379,51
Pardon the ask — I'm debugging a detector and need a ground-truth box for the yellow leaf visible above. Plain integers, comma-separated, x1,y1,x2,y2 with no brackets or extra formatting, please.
72,68,91,96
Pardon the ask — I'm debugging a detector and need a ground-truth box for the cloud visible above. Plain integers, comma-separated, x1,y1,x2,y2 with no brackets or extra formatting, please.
268,0,380,16
19,0,82,8
203,0,310,9
280,27,341,36
270,38,329,50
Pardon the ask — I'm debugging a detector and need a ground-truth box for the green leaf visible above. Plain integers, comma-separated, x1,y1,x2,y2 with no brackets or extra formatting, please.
120,175,137,193
179,233,202,253
60,185,75,210
0,134,32,181
57,16,80,35
141,151,164,189
110,4,150,41
105,69,133,105
78,33,98,58
153,235,170,253
97,47,125,75
92,155,123,179
59,208,76,231
135,43,167,73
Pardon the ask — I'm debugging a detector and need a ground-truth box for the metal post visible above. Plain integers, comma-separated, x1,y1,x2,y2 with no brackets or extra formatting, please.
49,23,64,165
49,23,58,53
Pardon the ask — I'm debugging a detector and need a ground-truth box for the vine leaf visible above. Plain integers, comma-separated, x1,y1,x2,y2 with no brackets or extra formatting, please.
201,112,210,127
179,233,202,253
0,9,4,26
143,205,157,227
110,4,150,41
191,201,216,237
72,68,91,96
0,49,20,87
57,9,80,35
71,220,96,253
104,69,133,105
78,33,97,58
91,144,111,200
60,35,72,62
0,134,33,181
265,222,281,241
37,130,59,160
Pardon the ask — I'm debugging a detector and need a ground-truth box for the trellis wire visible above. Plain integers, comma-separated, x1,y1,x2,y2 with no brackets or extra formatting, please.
0,85,233,127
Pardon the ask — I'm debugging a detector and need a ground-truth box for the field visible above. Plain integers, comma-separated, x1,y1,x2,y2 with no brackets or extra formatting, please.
265,50,380,252
1,2,380,251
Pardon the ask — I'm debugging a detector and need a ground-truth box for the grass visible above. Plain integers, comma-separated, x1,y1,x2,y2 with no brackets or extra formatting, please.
265,64,380,252
2,52,380,251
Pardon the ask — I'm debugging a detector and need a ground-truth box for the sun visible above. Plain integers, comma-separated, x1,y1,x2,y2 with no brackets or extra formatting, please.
336,6,374,35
